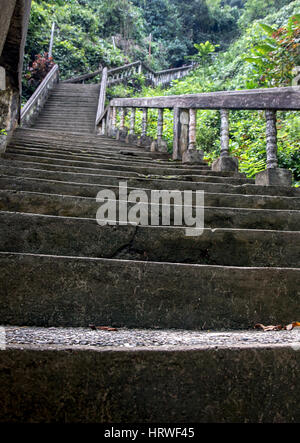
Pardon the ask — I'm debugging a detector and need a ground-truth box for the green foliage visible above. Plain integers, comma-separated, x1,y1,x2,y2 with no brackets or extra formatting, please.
187,41,220,65
129,3,300,184
238,0,295,29
244,15,300,87
23,0,299,185
23,0,128,87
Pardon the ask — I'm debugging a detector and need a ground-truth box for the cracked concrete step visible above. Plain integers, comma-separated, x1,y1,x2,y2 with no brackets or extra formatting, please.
1,211,299,267
1,175,300,210
1,332,300,423
1,190,299,230
1,153,243,178
0,252,299,329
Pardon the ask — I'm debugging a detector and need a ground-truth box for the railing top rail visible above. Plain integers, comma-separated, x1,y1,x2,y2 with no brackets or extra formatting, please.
155,65,194,75
108,61,142,75
21,64,59,120
64,60,195,84
110,86,300,111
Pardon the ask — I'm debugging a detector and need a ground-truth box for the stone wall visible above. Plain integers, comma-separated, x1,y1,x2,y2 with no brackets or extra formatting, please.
0,0,32,152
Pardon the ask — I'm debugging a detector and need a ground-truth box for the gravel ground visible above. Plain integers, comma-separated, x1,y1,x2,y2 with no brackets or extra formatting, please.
2,326,300,350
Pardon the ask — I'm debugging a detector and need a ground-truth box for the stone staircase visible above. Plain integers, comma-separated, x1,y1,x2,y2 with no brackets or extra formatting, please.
0,83,300,423
32,83,100,134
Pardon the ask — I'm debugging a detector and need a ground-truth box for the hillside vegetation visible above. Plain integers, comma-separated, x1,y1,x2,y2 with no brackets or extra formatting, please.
23,0,300,184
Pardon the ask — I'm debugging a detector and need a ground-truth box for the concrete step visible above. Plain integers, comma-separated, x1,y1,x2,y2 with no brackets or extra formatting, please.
0,252,299,329
1,190,299,230
1,163,298,198
8,139,172,160
0,161,254,187
2,153,243,178
1,211,298,267
2,325,300,423
6,146,210,169
1,175,300,210
33,125,95,133
0,326,299,422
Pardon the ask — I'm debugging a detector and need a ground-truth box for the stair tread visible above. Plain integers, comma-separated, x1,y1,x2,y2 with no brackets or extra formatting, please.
0,251,299,330
0,210,299,267
4,324,300,350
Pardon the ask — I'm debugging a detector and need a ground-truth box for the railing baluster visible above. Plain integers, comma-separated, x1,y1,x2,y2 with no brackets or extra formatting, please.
111,106,117,136
116,106,128,141
212,109,238,172
188,108,197,150
265,110,278,169
141,108,148,137
220,109,229,157
129,107,136,135
157,109,163,144
255,109,292,186
139,108,152,149
119,107,125,130
151,108,167,153
126,107,138,144
182,109,203,164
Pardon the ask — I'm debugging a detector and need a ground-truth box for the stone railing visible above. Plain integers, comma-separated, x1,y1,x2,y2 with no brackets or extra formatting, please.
108,61,194,88
21,64,59,128
98,86,300,186
64,61,195,88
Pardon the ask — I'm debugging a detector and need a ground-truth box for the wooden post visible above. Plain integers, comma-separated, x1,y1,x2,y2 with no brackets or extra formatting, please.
220,109,229,157
265,110,278,169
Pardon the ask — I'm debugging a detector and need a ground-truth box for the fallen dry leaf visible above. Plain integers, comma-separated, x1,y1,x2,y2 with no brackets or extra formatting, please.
285,322,300,331
255,322,300,332
89,324,118,331
255,324,283,331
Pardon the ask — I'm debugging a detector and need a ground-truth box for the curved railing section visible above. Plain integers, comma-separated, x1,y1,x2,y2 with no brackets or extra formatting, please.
21,64,59,128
